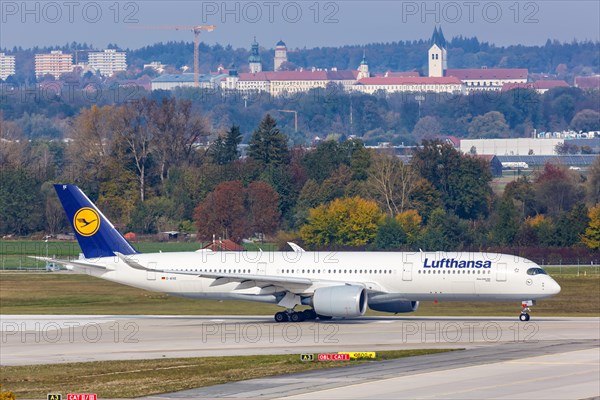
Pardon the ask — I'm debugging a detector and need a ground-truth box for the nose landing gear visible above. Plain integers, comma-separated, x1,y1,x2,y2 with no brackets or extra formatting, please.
519,300,535,321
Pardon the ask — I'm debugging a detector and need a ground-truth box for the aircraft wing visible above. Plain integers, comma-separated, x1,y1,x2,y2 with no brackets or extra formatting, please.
197,271,314,291
113,253,369,294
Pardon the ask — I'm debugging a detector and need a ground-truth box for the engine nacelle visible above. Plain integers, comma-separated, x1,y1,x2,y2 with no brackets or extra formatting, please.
312,285,368,318
369,300,419,313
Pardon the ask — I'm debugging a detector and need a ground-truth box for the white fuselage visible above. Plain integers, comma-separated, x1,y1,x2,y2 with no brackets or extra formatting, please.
69,251,561,305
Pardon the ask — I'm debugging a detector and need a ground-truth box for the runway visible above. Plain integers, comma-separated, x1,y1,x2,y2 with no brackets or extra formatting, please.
0,315,598,366
1,315,599,399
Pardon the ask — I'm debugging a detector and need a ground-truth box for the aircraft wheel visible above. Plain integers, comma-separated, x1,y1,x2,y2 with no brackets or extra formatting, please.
303,309,317,320
274,311,288,323
290,312,304,323
317,314,333,320
519,313,530,322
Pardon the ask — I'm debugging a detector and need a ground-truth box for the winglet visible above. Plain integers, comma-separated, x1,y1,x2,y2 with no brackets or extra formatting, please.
287,242,306,253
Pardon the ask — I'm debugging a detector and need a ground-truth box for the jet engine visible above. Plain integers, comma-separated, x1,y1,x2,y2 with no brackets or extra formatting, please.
312,285,367,318
369,299,419,313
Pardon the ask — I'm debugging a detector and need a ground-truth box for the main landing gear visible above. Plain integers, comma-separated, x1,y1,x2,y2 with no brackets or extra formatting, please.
274,309,328,323
519,300,535,321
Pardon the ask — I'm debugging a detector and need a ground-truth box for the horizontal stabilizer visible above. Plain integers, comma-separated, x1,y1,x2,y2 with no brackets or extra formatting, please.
29,256,108,270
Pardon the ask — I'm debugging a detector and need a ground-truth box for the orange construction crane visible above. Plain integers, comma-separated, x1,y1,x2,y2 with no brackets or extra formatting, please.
131,25,216,87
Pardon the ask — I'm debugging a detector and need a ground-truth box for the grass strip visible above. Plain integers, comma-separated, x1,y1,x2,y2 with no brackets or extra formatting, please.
0,349,457,398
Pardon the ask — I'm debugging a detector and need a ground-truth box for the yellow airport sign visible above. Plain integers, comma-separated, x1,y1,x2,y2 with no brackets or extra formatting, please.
300,353,315,361
338,352,376,359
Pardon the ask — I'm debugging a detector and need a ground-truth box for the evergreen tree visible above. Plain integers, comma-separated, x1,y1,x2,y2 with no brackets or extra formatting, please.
248,114,289,167
224,125,243,163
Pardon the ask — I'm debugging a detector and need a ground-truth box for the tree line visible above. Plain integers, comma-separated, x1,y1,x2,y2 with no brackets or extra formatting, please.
1,101,599,258
2,85,600,149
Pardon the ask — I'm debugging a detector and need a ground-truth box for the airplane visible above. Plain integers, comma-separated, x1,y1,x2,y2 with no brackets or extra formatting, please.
37,184,561,322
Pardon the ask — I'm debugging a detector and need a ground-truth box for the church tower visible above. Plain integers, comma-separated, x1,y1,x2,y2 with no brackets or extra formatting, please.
274,40,288,71
357,51,370,79
248,37,262,73
428,26,447,77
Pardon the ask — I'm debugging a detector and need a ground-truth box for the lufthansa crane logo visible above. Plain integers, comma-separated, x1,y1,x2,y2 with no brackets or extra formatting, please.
73,208,100,237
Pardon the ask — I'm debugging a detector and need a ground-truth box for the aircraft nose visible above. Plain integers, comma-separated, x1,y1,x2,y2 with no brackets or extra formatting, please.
548,278,561,295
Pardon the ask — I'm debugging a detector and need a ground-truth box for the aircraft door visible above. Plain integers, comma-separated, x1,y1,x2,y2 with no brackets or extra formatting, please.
496,262,507,282
402,262,413,281
147,262,157,280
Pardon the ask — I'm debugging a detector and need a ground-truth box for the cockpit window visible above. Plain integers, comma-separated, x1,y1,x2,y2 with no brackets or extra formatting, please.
527,267,547,275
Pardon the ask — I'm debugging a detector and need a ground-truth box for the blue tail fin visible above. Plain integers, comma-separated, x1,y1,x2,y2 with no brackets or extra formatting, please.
54,184,139,258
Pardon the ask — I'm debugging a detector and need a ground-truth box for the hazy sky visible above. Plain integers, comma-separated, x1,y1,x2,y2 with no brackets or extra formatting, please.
1,1,599,50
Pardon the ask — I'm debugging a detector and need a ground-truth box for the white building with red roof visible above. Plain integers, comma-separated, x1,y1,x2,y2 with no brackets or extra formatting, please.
575,75,600,91
501,80,569,94
445,68,528,91
353,76,464,95
232,69,359,97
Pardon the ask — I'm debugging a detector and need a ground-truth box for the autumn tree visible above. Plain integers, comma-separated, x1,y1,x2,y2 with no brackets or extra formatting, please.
248,114,289,167
113,99,154,202
194,181,247,242
504,176,537,218
367,151,417,216
582,204,600,250
68,104,117,193
0,384,16,400
246,181,281,237
395,209,424,246
515,215,555,247
194,180,281,242
94,157,139,227
533,163,585,216
408,178,443,222
300,197,383,247
587,156,600,204
151,98,208,183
